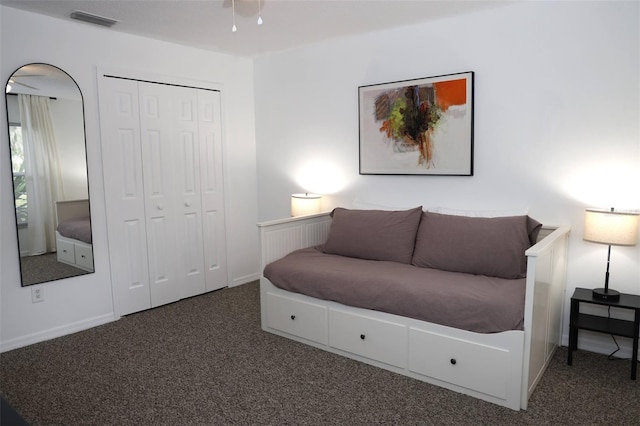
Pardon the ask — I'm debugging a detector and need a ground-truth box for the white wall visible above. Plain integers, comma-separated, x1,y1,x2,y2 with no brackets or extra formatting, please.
255,2,640,358
0,6,259,351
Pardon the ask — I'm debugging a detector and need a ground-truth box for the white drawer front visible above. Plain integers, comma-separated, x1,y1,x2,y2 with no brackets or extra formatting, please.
329,309,407,368
266,293,328,345
408,327,510,400
57,240,75,263
75,244,94,270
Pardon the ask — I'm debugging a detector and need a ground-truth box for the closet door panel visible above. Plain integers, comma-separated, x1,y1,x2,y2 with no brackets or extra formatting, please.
178,132,206,298
198,90,227,291
100,76,228,316
203,210,223,280
123,220,147,290
184,212,204,276
146,216,175,306
138,83,181,307
173,88,206,298
98,77,152,316
180,133,197,196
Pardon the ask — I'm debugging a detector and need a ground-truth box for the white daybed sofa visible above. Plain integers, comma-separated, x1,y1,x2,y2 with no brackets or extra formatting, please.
258,208,570,411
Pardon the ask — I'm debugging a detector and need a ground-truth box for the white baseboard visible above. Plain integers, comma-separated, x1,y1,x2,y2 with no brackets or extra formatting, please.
230,273,260,287
0,313,116,353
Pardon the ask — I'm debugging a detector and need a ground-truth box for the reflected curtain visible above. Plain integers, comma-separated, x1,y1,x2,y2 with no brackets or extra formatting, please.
18,94,65,255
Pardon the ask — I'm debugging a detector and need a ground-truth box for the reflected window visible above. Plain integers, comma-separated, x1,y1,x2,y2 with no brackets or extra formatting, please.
9,123,27,227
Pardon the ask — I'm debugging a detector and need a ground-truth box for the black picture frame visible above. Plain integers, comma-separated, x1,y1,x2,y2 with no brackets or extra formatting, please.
359,71,474,176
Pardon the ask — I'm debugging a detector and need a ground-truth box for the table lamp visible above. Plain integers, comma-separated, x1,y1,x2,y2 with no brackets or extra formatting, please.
291,193,321,217
583,208,639,301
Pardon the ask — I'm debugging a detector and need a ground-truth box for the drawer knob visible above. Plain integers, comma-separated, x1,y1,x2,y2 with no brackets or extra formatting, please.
360,334,366,340
290,315,296,320
450,358,457,365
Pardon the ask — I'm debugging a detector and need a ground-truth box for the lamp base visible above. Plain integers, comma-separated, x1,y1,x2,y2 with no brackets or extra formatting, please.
592,288,620,301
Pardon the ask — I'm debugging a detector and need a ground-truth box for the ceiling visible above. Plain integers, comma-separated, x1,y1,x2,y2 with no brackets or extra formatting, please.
0,0,511,57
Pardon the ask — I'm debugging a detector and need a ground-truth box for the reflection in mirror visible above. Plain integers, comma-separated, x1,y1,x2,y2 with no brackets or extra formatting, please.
5,64,93,286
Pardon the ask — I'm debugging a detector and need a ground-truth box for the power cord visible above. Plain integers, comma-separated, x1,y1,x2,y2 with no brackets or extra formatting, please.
606,334,621,360
606,306,621,360
606,306,639,364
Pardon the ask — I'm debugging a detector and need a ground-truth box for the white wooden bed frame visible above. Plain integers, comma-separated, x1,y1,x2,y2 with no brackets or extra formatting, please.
258,212,570,411
55,199,94,272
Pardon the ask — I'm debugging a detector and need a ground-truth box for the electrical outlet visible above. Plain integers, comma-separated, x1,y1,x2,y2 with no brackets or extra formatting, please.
31,287,44,303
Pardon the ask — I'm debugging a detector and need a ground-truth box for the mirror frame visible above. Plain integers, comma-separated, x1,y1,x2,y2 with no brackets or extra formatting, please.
5,63,94,286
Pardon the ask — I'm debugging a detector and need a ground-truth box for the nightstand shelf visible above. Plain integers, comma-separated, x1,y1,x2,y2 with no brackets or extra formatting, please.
574,314,636,338
568,287,640,380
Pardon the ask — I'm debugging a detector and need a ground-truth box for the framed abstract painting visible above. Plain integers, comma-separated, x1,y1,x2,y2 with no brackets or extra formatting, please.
358,71,474,176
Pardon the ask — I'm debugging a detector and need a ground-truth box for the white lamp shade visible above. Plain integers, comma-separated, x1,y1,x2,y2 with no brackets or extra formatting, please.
291,193,321,217
584,209,639,246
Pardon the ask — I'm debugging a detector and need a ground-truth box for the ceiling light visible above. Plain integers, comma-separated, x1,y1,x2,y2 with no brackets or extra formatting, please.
230,0,263,32
70,10,118,27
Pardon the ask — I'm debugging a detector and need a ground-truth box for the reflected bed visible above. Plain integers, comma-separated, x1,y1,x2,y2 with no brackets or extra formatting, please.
55,199,93,272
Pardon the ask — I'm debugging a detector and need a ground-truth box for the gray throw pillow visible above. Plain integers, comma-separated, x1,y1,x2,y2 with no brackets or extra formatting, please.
411,212,536,279
322,206,423,264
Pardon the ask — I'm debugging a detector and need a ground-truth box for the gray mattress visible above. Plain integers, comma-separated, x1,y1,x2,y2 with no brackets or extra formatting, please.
263,246,526,334
57,216,92,244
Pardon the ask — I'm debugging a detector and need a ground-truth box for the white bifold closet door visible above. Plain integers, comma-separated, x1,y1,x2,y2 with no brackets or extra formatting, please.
99,76,227,316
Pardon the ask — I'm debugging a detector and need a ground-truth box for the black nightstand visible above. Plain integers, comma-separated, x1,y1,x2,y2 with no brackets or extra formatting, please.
568,287,640,379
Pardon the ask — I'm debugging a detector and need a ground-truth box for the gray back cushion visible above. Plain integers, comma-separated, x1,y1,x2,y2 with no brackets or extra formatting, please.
322,207,423,264
411,212,539,279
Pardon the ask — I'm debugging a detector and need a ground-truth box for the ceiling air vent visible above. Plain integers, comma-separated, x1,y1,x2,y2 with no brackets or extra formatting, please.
70,10,118,27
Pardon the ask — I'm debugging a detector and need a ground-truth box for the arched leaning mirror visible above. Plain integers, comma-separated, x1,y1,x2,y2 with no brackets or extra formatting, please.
5,63,93,286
